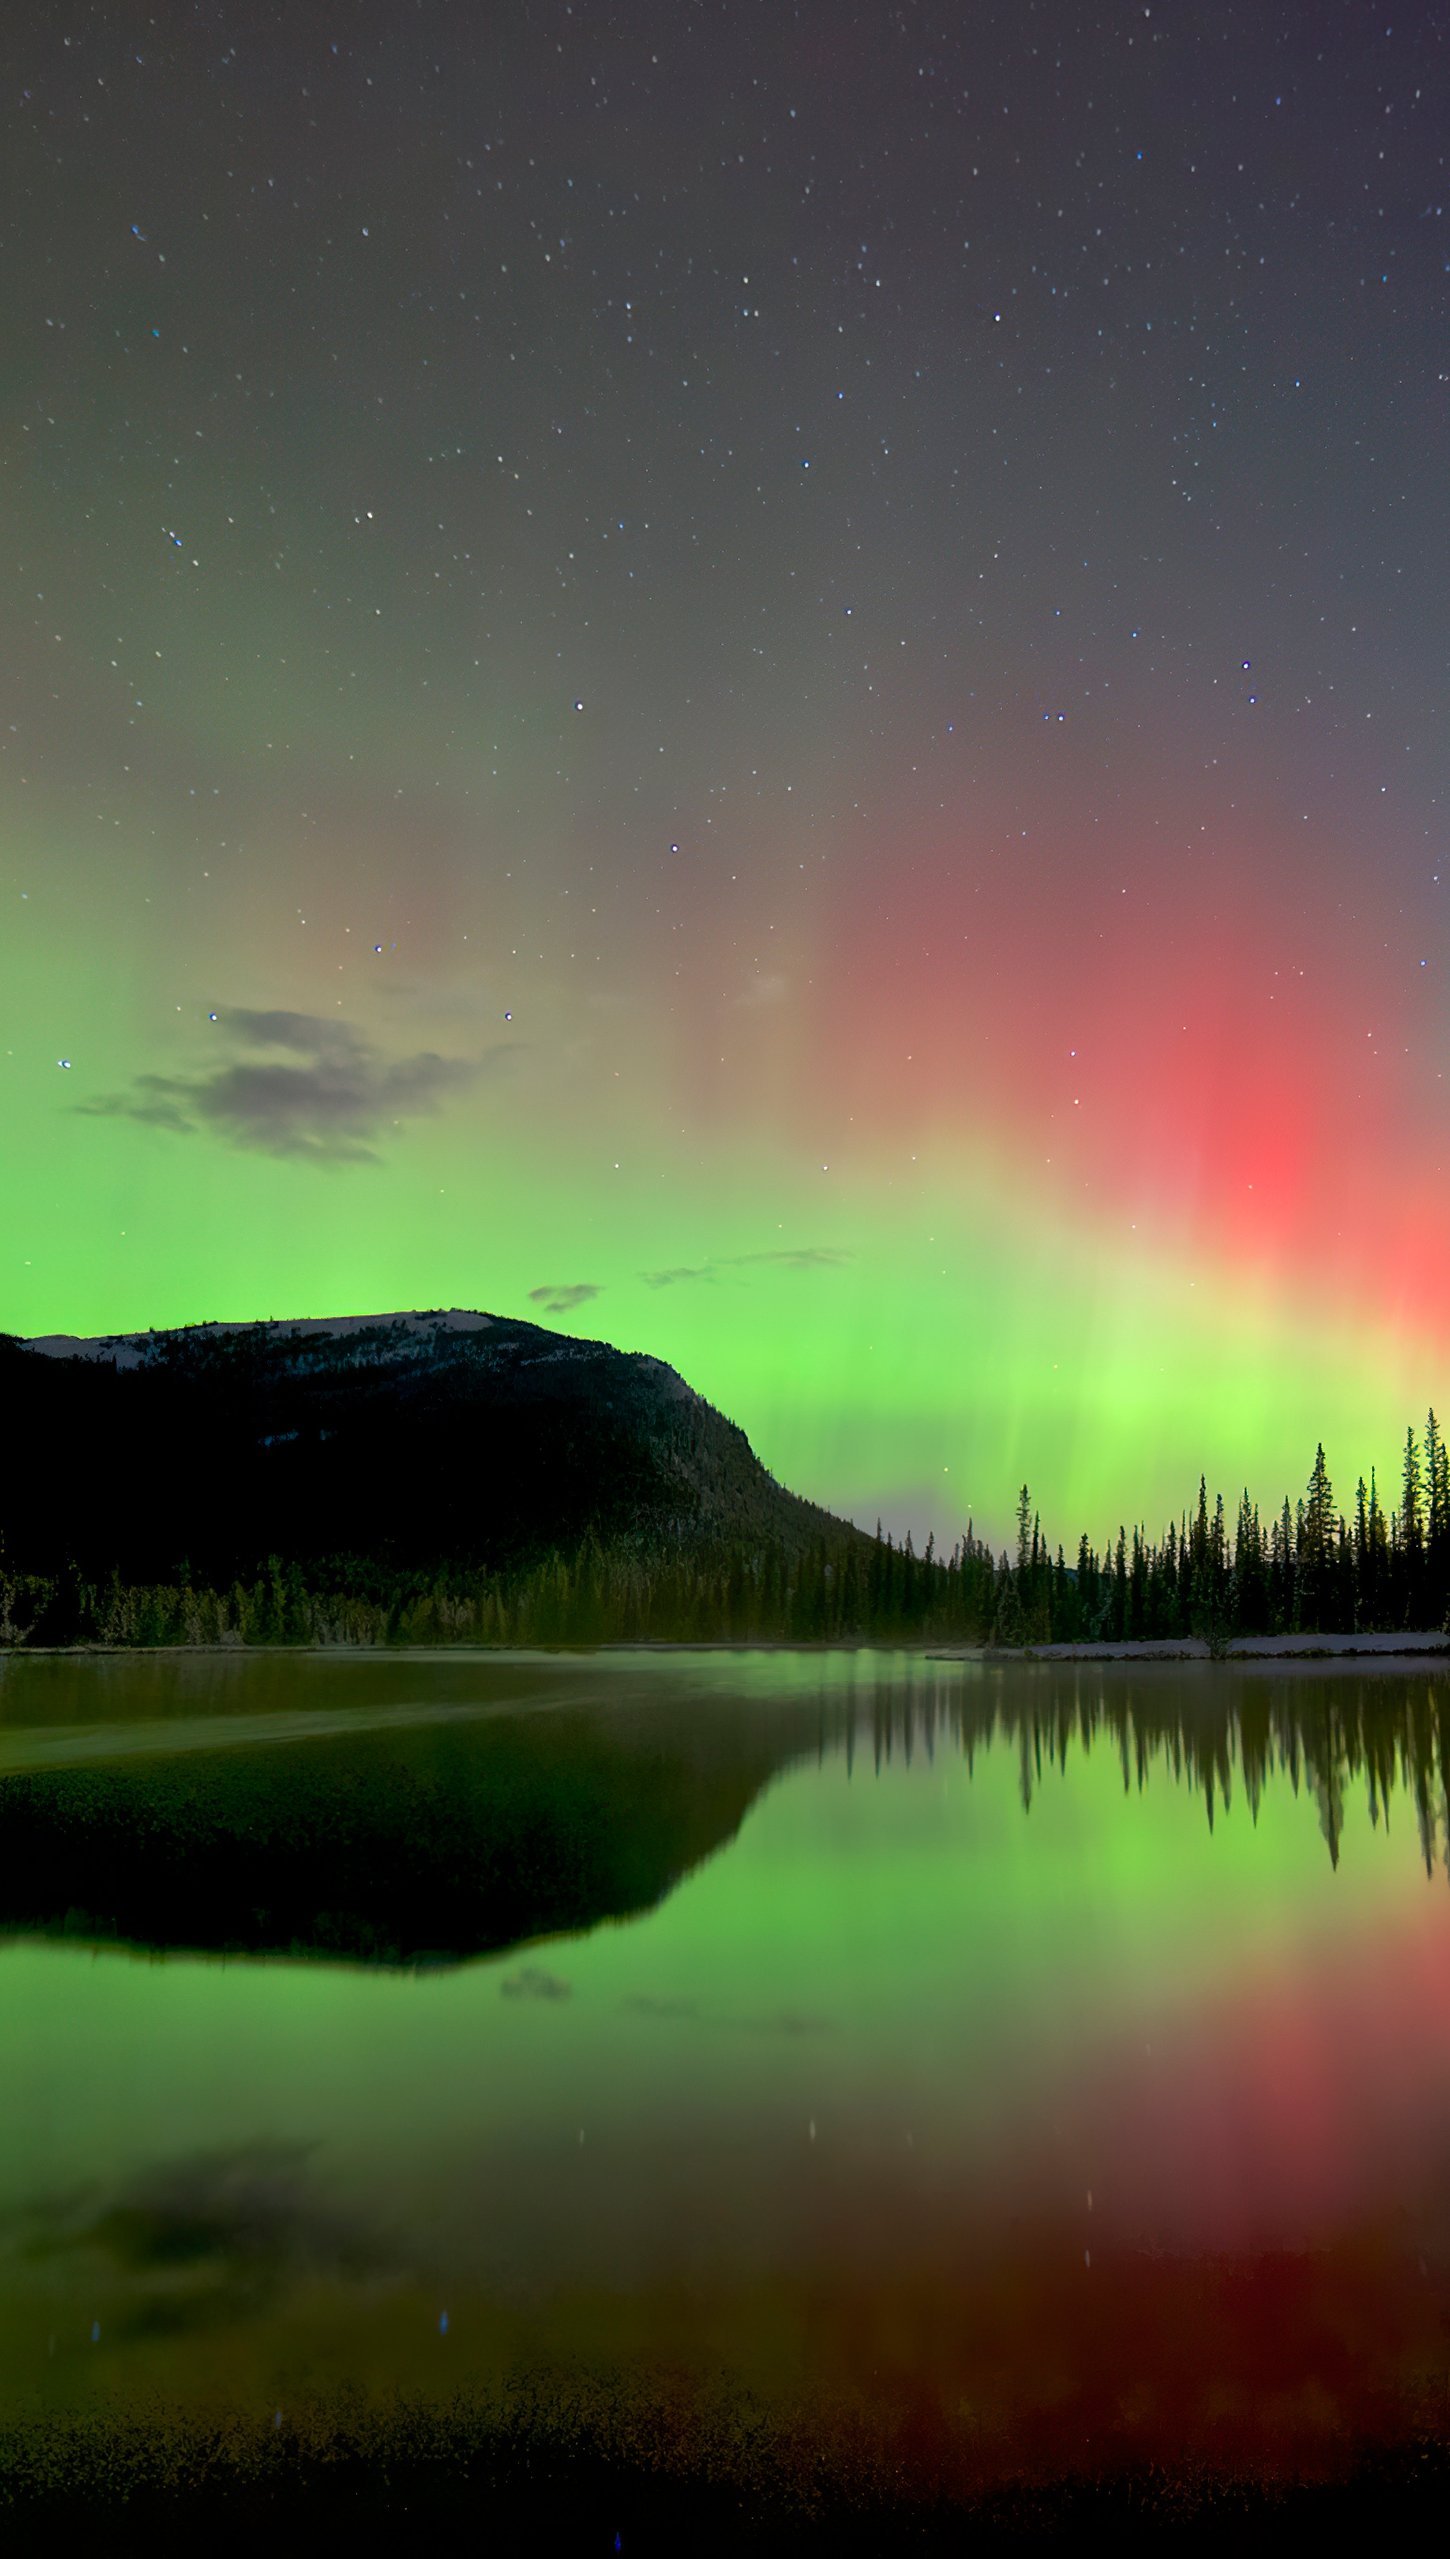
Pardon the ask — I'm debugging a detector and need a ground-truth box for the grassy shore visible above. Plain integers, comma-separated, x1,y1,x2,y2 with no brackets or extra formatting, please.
5,2394,1450,2555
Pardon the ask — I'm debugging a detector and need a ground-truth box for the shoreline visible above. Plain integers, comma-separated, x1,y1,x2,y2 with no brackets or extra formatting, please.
927,1632,1450,1663
2,1634,1448,1665
0,1638,934,1662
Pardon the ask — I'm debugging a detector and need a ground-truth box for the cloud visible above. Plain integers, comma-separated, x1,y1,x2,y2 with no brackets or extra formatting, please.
640,1247,853,1288
736,1246,853,1272
79,1008,491,1164
14,2142,385,2337
734,972,789,1008
639,1264,716,1289
528,1282,601,1314
621,1993,830,2036
499,1965,572,2000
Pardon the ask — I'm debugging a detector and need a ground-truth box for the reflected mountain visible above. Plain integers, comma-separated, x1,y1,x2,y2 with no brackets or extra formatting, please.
3,1657,1449,1971
0,1689,828,1968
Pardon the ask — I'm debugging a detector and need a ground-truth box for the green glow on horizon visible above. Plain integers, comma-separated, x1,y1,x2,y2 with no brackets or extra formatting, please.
2,822,1439,1549
1,1100,1431,1555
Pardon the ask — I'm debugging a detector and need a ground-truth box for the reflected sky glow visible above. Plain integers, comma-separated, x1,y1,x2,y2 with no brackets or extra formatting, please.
4,1651,1450,2491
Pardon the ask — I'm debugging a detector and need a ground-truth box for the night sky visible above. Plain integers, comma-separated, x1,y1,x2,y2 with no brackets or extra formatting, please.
3,1,1448,1548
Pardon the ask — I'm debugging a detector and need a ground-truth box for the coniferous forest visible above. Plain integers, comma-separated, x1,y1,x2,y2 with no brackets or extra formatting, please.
5,1415,1450,1651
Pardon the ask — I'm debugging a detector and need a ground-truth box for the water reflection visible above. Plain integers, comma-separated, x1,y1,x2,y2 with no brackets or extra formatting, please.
19,2143,388,2343
1,1656,1448,1971
879,1659,1450,1873
4,1650,1450,2525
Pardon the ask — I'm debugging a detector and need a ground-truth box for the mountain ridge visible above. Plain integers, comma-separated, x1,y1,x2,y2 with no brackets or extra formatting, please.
22,1307,503,1369
1,1307,870,1583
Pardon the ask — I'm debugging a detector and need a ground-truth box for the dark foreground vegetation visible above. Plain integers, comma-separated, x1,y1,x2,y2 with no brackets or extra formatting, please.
5,1422,1450,1653
4,2391,1450,2554
990,1416,1450,1652
4,1322,1450,1650
0,1523,998,1649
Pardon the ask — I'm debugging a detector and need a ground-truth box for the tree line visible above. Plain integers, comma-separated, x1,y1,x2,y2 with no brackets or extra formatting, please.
1003,1412,1450,1649
0,1524,1001,1650
3,1411,1449,1649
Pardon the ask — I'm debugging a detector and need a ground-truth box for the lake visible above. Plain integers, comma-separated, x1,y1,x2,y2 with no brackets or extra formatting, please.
3,1647,1450,2540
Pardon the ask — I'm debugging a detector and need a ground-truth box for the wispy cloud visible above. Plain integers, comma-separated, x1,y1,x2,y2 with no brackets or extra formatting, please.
528,1282,602,1315
640,1247,853,1289
79,1009,494,1165
737,1247,853,1272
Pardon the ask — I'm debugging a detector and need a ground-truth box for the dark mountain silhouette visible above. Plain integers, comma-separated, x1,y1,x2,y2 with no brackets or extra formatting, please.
1,1309,871,1585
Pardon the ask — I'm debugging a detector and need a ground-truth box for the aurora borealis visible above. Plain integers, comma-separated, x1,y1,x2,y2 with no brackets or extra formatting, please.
3,3,1448,1546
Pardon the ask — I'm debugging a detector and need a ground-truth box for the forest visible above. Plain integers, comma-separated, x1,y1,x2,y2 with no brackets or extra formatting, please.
3,1415,1449,1651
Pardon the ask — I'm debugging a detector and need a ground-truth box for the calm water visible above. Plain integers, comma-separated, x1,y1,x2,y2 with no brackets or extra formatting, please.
4,1647,1450,2508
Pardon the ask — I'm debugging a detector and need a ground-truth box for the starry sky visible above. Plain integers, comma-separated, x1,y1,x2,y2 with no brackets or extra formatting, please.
3,0,1448,1550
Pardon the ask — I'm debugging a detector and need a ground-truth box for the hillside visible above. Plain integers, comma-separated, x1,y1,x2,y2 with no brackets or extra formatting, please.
1,1309,871,1585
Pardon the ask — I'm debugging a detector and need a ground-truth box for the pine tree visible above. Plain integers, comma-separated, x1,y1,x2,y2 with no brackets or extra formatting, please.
1426,1410,1450,1624
1129,1527,1147,1640
1276,1497,1295,1632
1353,1477,1369,1629
992,1550,1025,1647
1192,1475,1210,1580
1234,1492,1268,1635
1368,1469,1389,1631
1300,1443,1335,1631
1402,1425,1426,1626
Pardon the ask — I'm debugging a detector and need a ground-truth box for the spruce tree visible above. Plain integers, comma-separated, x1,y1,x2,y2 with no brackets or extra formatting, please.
1427,1410,1450,1623
1112,1527,1128,1642
1402,1425,1426,1626
1300,1443,1335,1631
1015,1485,1033,1582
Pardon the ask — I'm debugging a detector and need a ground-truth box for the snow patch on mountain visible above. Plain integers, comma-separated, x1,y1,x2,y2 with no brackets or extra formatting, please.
22,1310,499,1369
